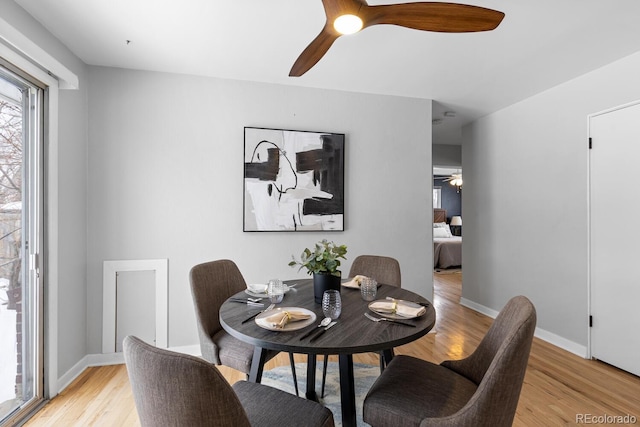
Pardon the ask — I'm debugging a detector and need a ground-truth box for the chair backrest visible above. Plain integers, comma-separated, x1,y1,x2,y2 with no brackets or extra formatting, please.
189,259,247,362
349,255,401,287
123,335,251,427
438,295,537,426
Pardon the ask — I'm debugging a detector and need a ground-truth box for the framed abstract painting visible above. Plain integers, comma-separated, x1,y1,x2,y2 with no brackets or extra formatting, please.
243,127,345,231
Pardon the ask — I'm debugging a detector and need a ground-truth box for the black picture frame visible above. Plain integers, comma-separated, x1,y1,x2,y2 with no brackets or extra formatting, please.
243,127,345,232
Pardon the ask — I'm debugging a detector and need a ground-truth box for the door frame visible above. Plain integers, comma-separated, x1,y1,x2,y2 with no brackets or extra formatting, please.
0,42,61,401
0,60,46,425
587,98,640,359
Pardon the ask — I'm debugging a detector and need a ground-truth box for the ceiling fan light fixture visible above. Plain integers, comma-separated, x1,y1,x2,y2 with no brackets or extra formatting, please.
334,14,363,35
450,177,463,187
448,172,463,188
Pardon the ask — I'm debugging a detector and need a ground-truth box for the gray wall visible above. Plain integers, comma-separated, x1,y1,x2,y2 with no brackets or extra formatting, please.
87,66,432,351
433,144,461,167
462,50,640,352
0,1,89,380
57,84,88,375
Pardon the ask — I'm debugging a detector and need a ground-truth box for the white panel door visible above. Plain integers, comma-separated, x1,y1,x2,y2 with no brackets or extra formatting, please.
590,102,640,376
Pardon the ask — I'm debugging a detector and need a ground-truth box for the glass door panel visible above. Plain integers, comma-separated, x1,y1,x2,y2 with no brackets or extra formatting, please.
0,64,43,425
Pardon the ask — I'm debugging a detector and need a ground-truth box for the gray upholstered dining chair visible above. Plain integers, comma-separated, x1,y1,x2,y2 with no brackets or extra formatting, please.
363,295,536,427
189,259,299,395
349,255,401,288
123,335,335,427
320,254,402,397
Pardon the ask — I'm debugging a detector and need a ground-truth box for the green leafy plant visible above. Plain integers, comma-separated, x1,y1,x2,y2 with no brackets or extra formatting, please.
288,239,347,276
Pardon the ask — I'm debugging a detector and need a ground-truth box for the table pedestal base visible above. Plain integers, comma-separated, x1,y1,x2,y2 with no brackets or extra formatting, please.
338,354,356,427
305,354,318,402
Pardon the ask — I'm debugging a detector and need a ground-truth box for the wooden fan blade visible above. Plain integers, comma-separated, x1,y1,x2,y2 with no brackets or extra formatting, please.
289,27,341,77
362,2,505,33
321,0,367,20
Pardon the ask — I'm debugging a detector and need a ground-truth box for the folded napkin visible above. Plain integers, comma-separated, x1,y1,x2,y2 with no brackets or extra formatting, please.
343,275,369,288
247,284,267,294
369,301,426,318
263,310,311,329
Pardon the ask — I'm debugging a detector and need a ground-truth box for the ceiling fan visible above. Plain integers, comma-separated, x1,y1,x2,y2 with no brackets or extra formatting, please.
289,0,505,77
435,171,463,187
444,173,463,187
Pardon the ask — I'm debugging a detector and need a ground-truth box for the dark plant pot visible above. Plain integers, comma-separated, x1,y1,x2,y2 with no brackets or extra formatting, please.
313,272,341,304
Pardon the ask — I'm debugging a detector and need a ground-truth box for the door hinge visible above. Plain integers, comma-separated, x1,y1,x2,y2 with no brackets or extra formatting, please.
589,137,592,149
589,315,593,327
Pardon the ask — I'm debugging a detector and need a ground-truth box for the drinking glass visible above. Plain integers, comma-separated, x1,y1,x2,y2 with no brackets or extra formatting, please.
267,279,285,303
360,277,378,301
322,290,342,320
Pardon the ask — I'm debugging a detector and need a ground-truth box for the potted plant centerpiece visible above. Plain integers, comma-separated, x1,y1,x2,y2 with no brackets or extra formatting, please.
289,239,347,303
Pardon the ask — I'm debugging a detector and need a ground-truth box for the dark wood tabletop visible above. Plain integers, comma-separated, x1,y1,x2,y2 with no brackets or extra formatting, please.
220,279,436,355
219,278,435,427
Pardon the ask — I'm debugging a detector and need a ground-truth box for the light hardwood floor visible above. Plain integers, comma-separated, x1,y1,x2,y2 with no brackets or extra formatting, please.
26,271,640,426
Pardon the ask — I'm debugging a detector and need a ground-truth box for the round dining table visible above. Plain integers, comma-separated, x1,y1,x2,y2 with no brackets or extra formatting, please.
220,278,436,427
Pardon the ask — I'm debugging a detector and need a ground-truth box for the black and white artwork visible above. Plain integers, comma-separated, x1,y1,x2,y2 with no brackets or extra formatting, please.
244,127,345,232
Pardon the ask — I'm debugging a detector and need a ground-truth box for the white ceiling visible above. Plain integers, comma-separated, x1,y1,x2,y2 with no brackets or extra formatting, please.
15,0,640,145
433,167,461,176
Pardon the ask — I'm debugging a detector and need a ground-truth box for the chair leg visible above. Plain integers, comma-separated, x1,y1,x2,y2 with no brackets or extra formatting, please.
379,348,395,374
321,354,329,398
289,352,299,397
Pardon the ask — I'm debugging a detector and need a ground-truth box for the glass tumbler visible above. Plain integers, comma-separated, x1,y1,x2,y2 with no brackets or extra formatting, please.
322,290,342,320
267,279,285,303
360,277,378,301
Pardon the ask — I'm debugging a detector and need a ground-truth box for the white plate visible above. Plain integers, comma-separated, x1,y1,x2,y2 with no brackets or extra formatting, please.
255,307,317,331
368,299,425,320
245,284,290,298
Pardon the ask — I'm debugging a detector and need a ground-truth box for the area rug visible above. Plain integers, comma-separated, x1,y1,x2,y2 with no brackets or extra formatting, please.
261,362,378,427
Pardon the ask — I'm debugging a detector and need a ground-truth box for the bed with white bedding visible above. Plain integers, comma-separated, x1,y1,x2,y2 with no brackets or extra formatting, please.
433,222,462,269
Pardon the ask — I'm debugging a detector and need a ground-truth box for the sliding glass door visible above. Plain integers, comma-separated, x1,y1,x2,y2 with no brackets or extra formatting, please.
0,63,44,425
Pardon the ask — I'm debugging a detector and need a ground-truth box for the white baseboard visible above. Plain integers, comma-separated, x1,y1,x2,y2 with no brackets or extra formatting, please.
56,344,202,395
56,355,91,394
460,297,588,358
460,297,499,318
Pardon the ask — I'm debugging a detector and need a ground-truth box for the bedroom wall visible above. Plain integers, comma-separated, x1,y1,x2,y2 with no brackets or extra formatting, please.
86,66,432,352
462,50,640,354
433,177,461,220
0,1,89,386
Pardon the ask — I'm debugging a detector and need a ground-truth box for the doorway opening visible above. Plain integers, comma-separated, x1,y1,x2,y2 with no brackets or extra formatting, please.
432,166,462,275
